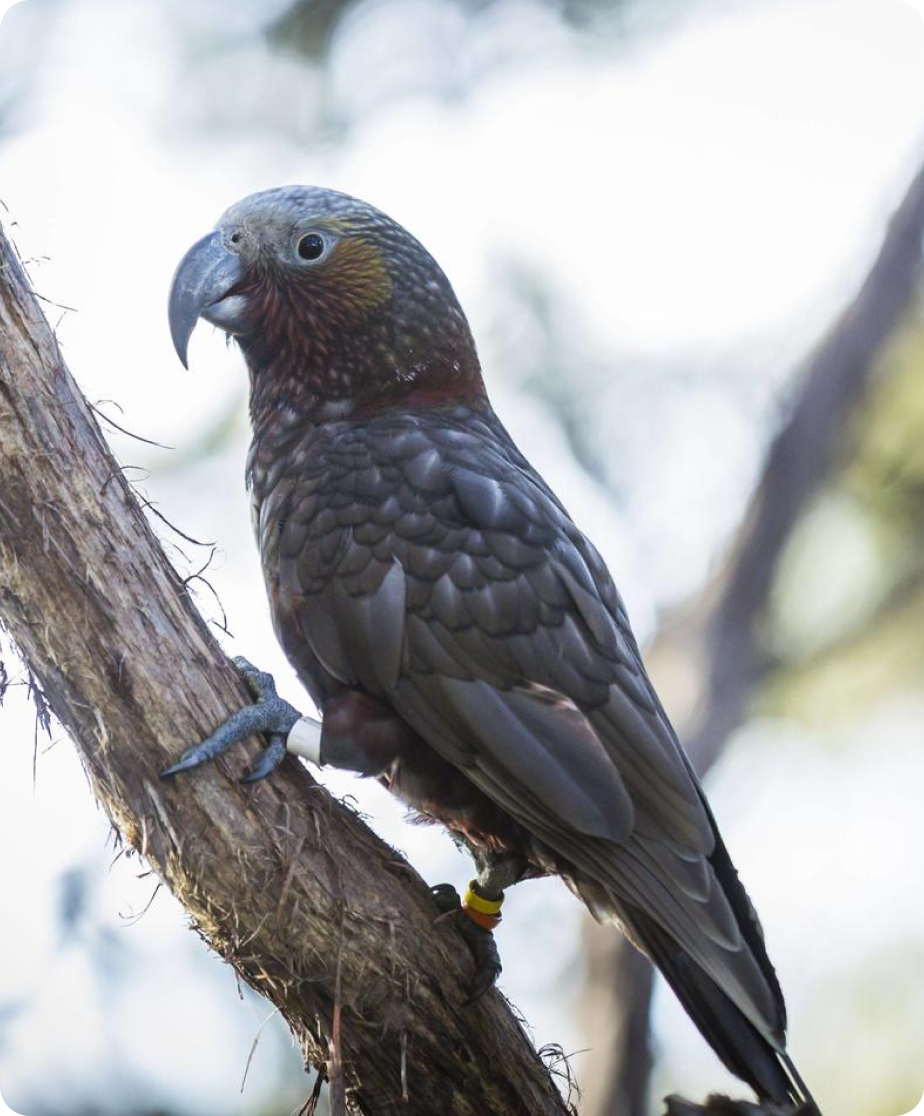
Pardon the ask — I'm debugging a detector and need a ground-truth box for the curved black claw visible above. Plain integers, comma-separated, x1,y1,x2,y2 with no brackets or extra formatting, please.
430,884,502,1004
430,883,464,916
160,657,302,781
240,734,287,784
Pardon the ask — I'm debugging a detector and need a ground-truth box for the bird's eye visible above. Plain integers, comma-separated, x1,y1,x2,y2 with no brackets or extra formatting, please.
296,233,326,262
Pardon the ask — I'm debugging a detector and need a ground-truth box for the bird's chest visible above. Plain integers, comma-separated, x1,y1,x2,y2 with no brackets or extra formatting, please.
250,426,391,585
247,423,406,690
245,410,522,696
248,415,462,592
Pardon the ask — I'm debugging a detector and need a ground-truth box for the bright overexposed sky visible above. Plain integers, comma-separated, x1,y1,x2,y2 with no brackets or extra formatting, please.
1,1,924,1113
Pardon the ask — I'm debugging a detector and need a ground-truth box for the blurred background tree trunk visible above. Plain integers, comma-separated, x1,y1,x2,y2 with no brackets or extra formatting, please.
582,154,924,1116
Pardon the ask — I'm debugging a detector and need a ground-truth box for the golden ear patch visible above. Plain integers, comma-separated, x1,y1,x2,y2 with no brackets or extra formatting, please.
325,236,393,318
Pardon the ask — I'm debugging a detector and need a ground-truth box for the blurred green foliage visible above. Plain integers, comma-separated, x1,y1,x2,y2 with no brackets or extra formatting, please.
768,305,924,729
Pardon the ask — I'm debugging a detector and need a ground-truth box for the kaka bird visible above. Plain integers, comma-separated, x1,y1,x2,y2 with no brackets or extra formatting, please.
164,186,816,1111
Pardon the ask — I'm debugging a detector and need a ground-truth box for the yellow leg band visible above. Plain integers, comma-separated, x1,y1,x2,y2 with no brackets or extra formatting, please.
463,882,504,916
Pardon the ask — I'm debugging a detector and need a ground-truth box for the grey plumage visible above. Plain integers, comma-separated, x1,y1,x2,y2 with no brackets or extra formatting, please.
167,186,816,1110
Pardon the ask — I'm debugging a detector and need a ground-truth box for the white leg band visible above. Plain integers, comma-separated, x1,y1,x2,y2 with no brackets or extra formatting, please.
286,716,322,765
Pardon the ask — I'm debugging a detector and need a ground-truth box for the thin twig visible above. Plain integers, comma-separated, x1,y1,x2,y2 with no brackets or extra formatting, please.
90,401,175,450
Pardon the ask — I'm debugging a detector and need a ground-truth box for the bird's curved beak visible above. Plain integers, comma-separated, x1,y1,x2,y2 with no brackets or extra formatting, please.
168,230,246,368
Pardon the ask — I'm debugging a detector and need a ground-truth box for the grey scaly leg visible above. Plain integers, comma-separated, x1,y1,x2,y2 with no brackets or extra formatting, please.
431,851,530,1004
160,657,320,783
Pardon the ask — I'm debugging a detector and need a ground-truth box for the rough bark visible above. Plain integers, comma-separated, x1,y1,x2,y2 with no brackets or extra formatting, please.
0,223,571,1116
585,153,924,1116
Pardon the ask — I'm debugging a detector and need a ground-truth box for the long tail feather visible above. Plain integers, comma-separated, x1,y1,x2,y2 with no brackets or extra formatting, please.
629,906,813,1108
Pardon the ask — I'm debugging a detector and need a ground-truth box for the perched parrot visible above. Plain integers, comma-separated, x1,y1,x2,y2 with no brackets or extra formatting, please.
164,186,816,1112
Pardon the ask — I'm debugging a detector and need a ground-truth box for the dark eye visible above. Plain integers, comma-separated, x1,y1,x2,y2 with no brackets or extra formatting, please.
297,233,326,261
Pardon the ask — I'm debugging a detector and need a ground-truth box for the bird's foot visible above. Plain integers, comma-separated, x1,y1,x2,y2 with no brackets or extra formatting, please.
431,881,503,1004
160,656,318,783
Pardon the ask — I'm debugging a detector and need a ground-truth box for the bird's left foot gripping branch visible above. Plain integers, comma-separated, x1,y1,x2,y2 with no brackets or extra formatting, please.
160,656,317,781
162,184,819,1112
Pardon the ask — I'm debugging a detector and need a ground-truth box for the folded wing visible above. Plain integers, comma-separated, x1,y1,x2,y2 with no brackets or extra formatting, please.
276,412,786,1046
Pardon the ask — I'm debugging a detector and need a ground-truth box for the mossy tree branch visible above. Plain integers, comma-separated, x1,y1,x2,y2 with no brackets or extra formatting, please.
0,221,572,1116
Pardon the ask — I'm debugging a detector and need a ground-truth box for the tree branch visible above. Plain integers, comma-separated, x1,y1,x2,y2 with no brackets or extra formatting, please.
0,222,570,1116
586,153,924,1116
683,152,924,772
663,1097,813,1116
